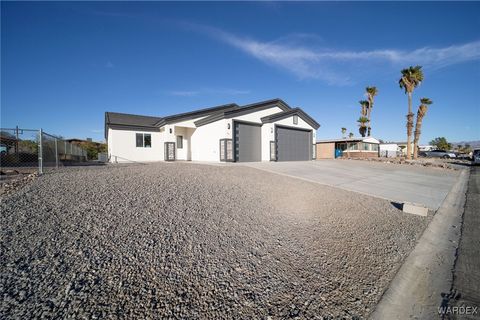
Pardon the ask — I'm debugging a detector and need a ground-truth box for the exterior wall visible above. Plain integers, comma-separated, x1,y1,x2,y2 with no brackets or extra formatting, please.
108,127,163,163
316,143,335,159
231,106,283,123
174,126,192,160
380,144,398,158
190,119,228,162
342,151,378,158
261,123,274,161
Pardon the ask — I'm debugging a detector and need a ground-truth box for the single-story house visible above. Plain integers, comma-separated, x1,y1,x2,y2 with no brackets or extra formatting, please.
316,137,380,159
105,99,320,163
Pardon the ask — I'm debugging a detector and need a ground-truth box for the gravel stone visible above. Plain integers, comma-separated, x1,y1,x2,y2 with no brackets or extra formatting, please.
0,162,430,319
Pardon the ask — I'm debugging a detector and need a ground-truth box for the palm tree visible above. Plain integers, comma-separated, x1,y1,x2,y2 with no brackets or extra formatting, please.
413,98,433,159
399,65,424,159
365,86,378,136
349,132,354,138
341,127,347,138
359,100,369,117
357,116,368,137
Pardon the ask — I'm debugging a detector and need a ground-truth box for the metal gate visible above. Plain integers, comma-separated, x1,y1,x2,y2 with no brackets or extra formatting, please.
276,126,311,161
234,122,261,162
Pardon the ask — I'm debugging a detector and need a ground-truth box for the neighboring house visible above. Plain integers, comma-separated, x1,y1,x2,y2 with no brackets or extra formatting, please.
105,99,320,163
316,137,380,159
393,142,415,156
419,145,436,151
379,143,399,158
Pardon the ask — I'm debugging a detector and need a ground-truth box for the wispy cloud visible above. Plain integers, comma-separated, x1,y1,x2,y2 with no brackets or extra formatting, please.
168,88,250,97
189,23,480,85
170,90,199,97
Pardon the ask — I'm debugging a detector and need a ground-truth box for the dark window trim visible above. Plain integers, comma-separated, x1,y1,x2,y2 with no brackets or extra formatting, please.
164,142,175,161
136,133,152,148
177,135,183,149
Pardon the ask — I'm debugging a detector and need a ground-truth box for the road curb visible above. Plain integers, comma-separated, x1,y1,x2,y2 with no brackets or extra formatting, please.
370,168,470,320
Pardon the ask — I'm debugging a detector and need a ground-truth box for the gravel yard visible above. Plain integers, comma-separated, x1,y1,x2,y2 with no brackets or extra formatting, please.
1,162,430,319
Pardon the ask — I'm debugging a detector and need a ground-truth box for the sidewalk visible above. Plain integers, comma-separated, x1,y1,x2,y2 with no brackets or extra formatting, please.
447,166,480,319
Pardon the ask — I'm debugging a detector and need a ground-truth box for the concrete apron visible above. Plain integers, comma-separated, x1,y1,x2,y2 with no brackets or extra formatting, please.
370,168,470,320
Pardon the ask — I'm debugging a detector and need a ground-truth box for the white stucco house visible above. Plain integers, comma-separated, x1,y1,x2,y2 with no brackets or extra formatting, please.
105,99,320,163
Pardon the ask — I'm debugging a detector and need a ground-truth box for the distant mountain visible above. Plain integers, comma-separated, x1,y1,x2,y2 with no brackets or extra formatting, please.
451,140,480,149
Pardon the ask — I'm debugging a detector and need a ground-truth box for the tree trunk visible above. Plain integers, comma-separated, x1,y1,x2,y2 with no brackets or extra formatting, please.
413,106,427,159
367,107,372,136
406,91,412,159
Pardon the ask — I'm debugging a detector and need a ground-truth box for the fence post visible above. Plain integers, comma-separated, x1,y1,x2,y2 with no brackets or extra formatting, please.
55,138,59,169
38,129,43,175
15,126,19,163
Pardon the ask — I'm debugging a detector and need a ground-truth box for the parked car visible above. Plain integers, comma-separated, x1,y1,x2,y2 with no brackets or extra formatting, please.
421,150,457,159
0,143,7,156
472,149,480,165
455,152,472,160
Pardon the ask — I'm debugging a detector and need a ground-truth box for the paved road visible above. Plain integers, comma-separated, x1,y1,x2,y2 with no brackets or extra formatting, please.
244,160,460,210
449,165,480,319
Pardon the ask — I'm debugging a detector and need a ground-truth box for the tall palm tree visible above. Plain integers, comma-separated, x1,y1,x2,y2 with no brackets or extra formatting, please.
357,116,368,137
399,65,424,159
413,98,433,159
359,100,369,117
365,86,378,136
341,127,347,138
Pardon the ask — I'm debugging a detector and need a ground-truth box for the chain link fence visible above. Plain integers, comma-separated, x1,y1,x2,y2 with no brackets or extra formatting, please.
0,127,87,174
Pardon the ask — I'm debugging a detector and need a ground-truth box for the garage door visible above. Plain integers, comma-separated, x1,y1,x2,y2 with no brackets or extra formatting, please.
234,122,261,162
276,126,311,161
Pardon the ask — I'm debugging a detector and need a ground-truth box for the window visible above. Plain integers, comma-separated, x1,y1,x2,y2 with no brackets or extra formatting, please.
293,115,298,125
363,143,369,151
177,135,183,149
136,133,151,148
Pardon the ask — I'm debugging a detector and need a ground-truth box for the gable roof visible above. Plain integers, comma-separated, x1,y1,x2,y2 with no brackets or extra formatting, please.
194,98,291,127
260,107,320,129
105,112,162,127
153,103,239,127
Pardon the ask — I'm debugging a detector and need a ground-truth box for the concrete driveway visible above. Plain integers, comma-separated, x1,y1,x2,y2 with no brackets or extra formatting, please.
243,160,461,210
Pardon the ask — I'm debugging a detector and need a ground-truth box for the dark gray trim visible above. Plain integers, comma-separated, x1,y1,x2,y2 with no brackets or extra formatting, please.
154,103,239,127
219,139,234,162
232,119,262,127
270,140,276,161
275,124,312,132
261,108,320,129
195,98,291,127
108,124,160,132
164,142,176,161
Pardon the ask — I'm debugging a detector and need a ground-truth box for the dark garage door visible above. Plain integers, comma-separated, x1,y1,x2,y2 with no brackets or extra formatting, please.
276,126,311,161
234,122,261,162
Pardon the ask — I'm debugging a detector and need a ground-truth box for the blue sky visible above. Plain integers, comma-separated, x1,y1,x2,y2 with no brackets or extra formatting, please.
1,1,479,143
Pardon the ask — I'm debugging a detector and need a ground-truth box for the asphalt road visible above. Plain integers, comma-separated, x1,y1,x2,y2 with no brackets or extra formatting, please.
244,160,460,210
449,165,480,319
